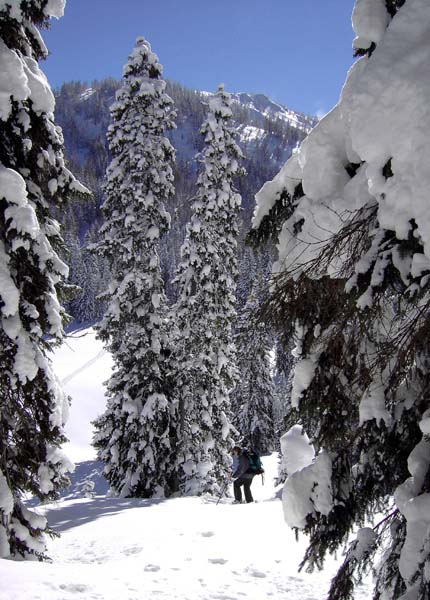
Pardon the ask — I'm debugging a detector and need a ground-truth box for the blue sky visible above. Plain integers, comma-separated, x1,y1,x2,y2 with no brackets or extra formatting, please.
43,0,356,116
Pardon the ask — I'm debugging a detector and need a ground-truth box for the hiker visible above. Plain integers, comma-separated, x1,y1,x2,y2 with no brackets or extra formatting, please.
232,445,255,503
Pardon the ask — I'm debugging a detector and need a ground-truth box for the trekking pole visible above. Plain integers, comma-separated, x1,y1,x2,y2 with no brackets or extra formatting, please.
216,478,230,506
261,472,265,486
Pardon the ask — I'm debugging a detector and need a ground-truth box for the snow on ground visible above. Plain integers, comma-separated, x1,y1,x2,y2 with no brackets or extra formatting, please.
0,327,372,599
238,124,266,143
1,457,372,600
51,327,113,462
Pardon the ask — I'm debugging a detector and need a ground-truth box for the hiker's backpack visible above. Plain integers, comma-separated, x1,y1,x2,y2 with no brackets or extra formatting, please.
245,450,264,475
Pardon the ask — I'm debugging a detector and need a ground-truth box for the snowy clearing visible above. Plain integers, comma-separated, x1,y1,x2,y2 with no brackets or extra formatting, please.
0,329,372,599
0,458,371,600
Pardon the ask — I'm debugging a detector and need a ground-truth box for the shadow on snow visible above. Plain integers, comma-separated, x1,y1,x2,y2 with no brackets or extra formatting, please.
44,496,166,533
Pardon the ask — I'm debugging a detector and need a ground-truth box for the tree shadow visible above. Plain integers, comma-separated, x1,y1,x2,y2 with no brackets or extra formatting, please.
43,496,166,533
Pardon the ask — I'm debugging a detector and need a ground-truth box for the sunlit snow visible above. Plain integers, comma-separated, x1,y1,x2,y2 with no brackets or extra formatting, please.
0,329,371,599
80,88,96,101
238,124,265,143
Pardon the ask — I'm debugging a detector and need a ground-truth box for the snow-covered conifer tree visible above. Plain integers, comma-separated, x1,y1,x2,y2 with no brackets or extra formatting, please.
173,85,243,495
251,1,430,597
0,0,88,559
231,291,276,455
92,38,177,498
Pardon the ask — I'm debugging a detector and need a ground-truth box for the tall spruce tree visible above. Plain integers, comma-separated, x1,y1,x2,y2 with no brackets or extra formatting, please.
251,1,430,597
173,85,243,495
92,38,177,498
0,0,88,559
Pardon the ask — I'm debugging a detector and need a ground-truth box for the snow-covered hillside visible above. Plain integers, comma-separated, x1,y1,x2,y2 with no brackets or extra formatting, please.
55,80,313,181
230,92,316,133
51,328,112,463
0,329,372,599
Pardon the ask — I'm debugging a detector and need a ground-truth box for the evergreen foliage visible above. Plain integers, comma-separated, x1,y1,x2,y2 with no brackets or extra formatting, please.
0,0,88,559
172,85,243,495
67,229,107,323
246,182,303,249
231,290,277,455
271,337,296,457
251,0,430,597
92,38,177,498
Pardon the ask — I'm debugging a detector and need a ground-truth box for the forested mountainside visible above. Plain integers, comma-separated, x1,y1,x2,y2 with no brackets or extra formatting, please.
54,78,316,322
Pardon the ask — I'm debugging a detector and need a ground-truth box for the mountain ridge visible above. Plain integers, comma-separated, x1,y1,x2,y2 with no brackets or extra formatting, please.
198,89,316,133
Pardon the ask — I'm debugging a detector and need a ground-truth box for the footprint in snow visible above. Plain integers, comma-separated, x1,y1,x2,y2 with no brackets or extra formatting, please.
123,546,142,556
247,568,267,578
200,531,215,537
144,564,161,572
59,584,90,592
208,558,228,565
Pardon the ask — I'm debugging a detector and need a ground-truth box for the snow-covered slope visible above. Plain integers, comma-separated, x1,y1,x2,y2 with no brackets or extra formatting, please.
230,92,316,133
51,328,113,462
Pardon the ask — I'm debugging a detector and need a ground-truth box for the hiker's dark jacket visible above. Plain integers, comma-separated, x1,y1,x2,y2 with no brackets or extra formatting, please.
233,452,253,480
